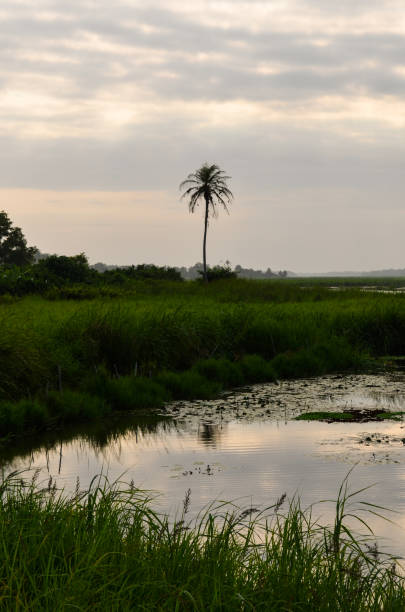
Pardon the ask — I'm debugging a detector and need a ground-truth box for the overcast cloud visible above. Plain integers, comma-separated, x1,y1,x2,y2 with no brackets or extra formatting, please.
0,0,404,271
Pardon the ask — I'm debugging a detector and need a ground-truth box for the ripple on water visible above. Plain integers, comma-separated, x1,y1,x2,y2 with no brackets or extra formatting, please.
2,371,405,556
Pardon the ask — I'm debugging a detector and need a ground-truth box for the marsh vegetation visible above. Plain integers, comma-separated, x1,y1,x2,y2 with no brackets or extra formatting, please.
0,471,404,610
2,276,405,607
1,278,405,439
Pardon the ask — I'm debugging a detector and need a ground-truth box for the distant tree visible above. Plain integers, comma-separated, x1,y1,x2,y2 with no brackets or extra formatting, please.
102,264,183,282
179,163,233,282
0,210,38,266
198,263,237,282
37,253,93,283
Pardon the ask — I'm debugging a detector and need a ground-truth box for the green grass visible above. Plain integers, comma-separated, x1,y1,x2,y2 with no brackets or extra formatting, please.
296,411,405,422
1,280,405,438
0,472,403,610
296,411,358,422
375,412,405,421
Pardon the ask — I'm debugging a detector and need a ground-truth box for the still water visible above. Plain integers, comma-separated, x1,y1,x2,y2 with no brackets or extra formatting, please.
2,372,405,556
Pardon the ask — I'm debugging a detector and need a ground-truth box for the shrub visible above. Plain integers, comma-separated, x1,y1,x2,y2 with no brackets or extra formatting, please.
194,357,244,387
37,254,94,284
198,264,237,282
45,391,109,421
83,371,168,410
156,370,221,400
238,354,277,383
0,399,49,435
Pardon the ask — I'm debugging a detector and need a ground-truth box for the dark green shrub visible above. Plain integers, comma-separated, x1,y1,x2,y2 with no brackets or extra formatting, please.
312,338,363,371
103,264,183,282
45,391,109,421
198,264,237,282
156,370,221,400
193,357,244,387
238,354,277,383
271,349,324,378
0,399,48,435
37,254,94,284
106,377,168,410
83,371,168,410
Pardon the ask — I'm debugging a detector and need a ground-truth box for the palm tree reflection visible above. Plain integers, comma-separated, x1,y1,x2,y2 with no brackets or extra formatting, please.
197,422,226,448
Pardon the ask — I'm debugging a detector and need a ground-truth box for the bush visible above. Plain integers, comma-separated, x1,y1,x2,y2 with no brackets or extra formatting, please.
37,254,94,284
103,264,183,282
156,370,221,400
194,357,245,387
83,371,168,410
198,264,237,282
45,391,109,422
238,354,277,383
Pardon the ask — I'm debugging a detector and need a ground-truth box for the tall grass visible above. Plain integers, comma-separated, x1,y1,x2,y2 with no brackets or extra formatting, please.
1,284,405,438
0,472,402,610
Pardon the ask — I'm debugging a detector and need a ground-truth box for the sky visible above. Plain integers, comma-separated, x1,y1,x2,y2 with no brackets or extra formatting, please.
1,0,404,272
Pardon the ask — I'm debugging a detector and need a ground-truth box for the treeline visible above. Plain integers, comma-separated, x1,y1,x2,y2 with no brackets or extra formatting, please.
173,262,287,280
0,254,183,298
94,261,289,280
0,256,292,297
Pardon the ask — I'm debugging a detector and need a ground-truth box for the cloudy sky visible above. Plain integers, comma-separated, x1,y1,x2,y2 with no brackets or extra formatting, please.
1,0,404,272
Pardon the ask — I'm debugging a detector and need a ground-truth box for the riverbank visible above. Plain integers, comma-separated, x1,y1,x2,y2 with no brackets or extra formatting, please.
1,281,405,440
0,472,403,610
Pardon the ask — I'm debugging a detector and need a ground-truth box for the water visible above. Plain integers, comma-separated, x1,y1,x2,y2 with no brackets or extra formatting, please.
2,371,405,556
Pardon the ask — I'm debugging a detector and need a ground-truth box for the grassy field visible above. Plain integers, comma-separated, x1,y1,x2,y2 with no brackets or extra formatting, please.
1,278,405,439
0,472,403,610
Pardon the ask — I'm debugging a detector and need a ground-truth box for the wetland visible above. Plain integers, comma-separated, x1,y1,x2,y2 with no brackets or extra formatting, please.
2,280,405,608
4,371,405,556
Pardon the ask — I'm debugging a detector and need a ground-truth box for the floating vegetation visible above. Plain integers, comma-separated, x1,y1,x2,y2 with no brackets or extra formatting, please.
296,410,405,423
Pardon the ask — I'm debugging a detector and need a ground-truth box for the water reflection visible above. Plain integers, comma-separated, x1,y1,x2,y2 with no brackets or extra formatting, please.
1,373,405,557
0,412,173,471
197,422,226,447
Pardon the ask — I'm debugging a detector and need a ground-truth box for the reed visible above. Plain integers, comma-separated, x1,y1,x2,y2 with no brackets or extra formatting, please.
0,472,402,610
1,285,405,438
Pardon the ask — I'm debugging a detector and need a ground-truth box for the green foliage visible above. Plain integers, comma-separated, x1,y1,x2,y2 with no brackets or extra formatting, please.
2,269,405,300
296,411,357,422
0,210,37,266
239,354,278,383
0,399,48,435
0,259,183,297
83,370,168,410
156,370,221,400
0,474,403,610
197,263,238,282
103,263,183,282
296,410,405,422
194,357,245,387
0,393,110,438
36,253,94,283
0,309,51,400
1,287,405,437
45,390,109,422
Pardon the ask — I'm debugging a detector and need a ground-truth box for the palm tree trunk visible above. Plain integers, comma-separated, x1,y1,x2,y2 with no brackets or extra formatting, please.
203,195,209,282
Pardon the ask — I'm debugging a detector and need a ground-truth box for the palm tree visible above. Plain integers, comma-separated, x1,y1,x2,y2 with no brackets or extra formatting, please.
179,163,233,282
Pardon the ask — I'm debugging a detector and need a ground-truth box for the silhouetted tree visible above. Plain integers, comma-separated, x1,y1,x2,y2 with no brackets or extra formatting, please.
180,163,233,282
0,210,37,266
